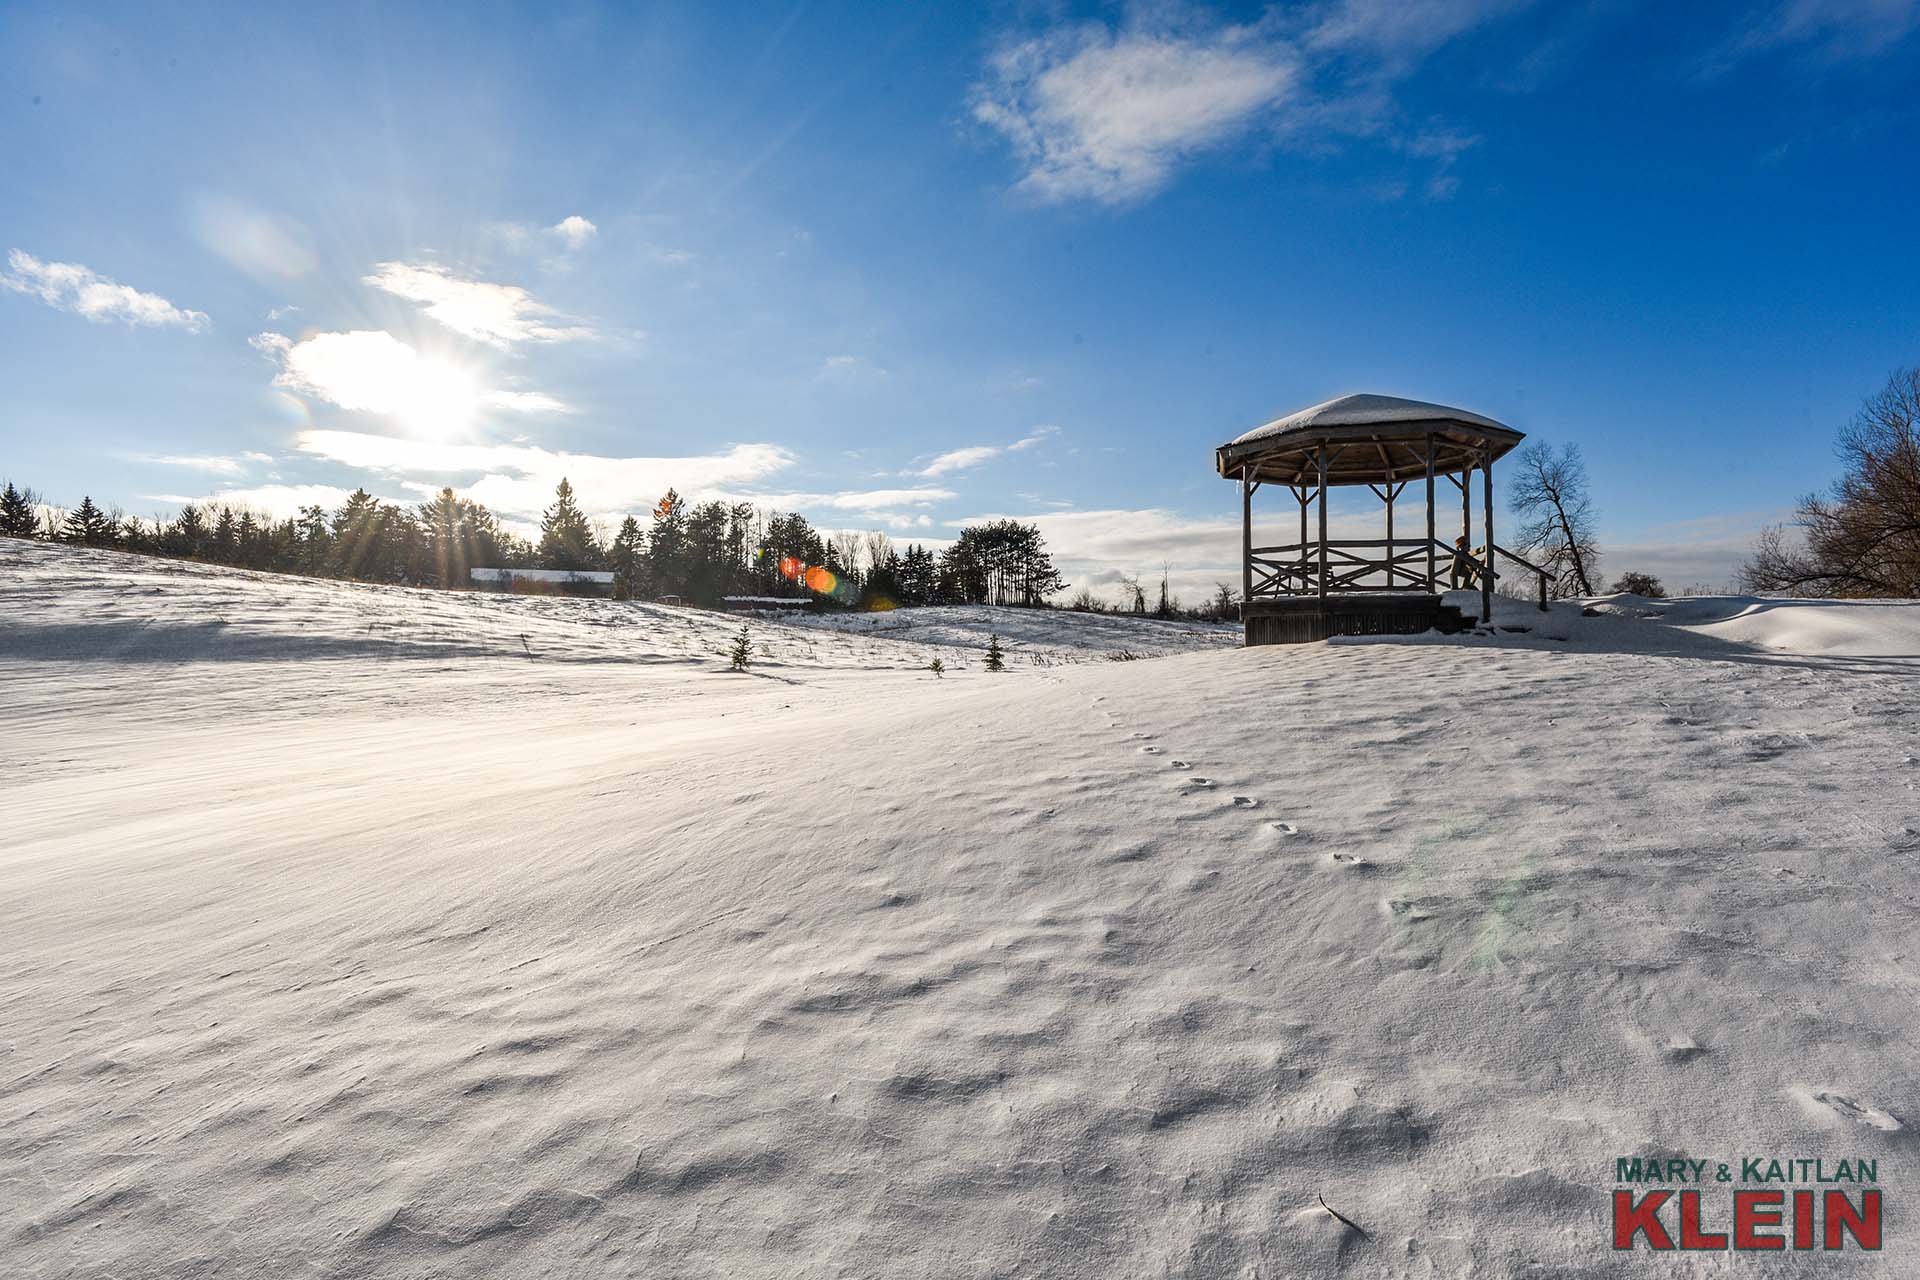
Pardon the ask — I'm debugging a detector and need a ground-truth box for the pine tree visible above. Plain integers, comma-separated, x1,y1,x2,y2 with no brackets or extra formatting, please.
984,634,1005,672
170,504,207,558
609,516,644,600
296,504,332,575
729,624,752,671
0,482,36,537
928,656,945,677
649,488,688,594
331,489,385,579
60,496,117,547
539,477,601,571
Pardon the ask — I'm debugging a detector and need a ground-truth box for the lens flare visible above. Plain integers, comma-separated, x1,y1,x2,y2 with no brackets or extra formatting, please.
804,565,836,594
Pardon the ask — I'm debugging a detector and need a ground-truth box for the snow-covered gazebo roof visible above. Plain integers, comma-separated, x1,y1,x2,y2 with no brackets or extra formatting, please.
1216,393,1524,486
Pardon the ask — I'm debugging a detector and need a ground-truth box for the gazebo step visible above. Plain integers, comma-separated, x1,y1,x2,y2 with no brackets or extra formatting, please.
1242,595,1469,646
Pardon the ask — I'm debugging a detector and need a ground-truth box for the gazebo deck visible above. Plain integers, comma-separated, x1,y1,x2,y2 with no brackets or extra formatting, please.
1242,594,1471,645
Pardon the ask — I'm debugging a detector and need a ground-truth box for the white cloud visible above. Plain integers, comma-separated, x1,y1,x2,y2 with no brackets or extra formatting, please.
816,353,885,381
150,483,360,519
548,215,598,250
736,486,956,532
363,262,593,347
135,454,248,476
971,24,1298,203
482,389,573,414
2,249,209,331
1707,0,1920,69
293,429,796,522
920,446,1003,477
253,329,572,433
1305,0,1529,65
972,5,1523,205
917,425,1059,476
1007,424,1060,451
753,486,956,511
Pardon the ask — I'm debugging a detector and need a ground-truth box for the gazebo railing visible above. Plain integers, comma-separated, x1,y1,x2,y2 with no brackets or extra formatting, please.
1250,537,1549,610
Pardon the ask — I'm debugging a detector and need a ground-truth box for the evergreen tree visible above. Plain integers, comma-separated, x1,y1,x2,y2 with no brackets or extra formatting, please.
728,624,752,671
415,487,510,587
648,488,689,593
60,496,117,546
0,482,36,537
539,477,601,570
211,507,239,563
898,544,937,605
939,520,1064,605
984,634,1005,672
331,489,387,579
927,656,945,678
297,504,332,576
235,511,261,568
170,504,207,558
608,516,644,600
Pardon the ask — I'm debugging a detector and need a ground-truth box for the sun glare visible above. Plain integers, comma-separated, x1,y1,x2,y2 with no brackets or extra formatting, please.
395,356,482,439
273,329,483,440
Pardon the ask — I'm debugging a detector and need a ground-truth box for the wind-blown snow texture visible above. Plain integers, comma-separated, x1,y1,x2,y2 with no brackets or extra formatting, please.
4,540,1917,1278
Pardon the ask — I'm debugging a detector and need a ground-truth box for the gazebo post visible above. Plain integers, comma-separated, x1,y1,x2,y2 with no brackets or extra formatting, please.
1240,467,1252,607
1296,484,1307,584
1424,433,1436,591
1480,445,1495,625
1460,464,1471,549
1315,445,1329,601
1383,481,1394,587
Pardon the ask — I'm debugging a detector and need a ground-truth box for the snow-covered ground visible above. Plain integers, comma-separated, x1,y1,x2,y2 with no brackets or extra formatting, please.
778,602,1238,661
4,539,1918,1277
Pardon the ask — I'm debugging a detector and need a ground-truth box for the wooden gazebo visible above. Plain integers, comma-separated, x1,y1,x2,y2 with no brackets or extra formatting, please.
1216,394,1549,645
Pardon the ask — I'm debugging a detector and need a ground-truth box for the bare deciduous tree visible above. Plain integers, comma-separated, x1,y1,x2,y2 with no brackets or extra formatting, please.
861,530,893,576
1510,442,1599,597
1742,368,1920,598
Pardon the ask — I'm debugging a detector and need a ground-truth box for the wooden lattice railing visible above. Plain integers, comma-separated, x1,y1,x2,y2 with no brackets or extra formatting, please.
1250,538,1550,610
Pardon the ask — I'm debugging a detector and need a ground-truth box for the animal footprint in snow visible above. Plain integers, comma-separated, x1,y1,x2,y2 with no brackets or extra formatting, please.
1139,745,1163,755
1268,821,1299,837
1813,1091,1904,1132
1328,852,1371,870
1178,778,1215,795
1384,898,1432,921
1168,760,1192,770
1231,796,1259,809
1659,1034,1706,1062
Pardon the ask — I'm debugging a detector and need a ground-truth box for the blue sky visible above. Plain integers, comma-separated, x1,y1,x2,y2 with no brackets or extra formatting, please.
4,0,1918,598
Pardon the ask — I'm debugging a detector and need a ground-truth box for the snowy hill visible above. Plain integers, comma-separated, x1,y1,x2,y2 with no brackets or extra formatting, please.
4,539,1918,1277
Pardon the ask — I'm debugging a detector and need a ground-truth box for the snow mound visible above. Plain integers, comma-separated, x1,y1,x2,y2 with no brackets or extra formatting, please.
1587,593,1920,657
5,541,1918,1276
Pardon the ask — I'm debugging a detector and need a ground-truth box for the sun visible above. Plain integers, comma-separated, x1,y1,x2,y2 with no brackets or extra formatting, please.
272,328,484,440
392,354,482,440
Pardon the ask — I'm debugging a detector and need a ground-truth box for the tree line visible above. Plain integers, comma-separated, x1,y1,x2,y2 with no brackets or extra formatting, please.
0,474,1071,611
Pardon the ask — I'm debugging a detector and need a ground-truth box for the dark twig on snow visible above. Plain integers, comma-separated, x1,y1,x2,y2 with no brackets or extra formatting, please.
1317,1194,1370,1240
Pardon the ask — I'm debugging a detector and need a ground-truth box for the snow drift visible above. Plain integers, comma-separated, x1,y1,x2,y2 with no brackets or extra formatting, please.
3,540,1917,1277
